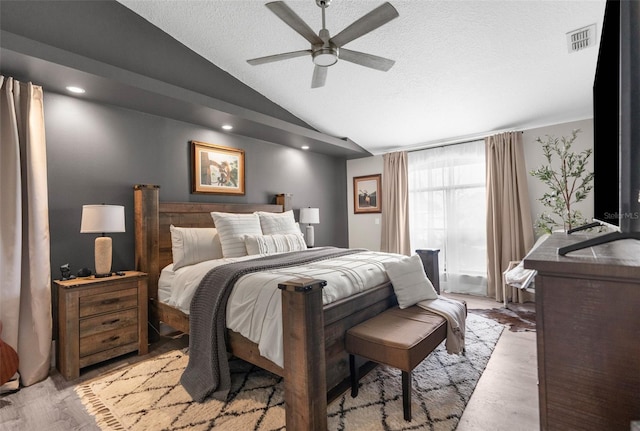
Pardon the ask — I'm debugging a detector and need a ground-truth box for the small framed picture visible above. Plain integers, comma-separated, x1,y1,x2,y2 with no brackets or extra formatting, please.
192,141,245,195
354,174,382,214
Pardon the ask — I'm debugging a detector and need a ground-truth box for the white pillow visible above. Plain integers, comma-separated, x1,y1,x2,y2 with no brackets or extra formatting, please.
255,210,300,235
244,233,307,255
169,225,223,270
210,212,263,258
383,254,439,309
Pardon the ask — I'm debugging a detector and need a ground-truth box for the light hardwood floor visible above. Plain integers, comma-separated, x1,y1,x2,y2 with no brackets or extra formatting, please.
0,294,539,431
451,294,539,431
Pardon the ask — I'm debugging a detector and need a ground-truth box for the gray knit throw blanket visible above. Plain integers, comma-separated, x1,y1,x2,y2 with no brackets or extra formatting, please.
180,247,364,402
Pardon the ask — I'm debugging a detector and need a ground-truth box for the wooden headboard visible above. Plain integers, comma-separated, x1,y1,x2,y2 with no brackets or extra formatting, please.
133,185,283,306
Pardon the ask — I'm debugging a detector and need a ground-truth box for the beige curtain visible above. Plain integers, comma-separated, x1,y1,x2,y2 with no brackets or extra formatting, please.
0,76,52,387
486,132,534,302
381,151,410,255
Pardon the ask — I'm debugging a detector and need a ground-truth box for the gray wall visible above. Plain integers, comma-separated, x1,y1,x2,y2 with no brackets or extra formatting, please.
46,92,348,279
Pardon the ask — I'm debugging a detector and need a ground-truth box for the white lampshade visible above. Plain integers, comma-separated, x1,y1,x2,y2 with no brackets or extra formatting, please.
80,205,125,233
80,205,125,277
299,207,320,225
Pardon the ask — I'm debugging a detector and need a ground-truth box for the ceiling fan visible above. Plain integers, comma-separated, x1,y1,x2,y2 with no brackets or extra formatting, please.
247,0,399,88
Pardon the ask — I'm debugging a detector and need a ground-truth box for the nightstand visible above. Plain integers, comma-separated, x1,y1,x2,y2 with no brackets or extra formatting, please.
55,271,148,380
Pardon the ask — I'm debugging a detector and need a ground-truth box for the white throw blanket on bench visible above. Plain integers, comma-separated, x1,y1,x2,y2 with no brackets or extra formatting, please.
417,296,466,354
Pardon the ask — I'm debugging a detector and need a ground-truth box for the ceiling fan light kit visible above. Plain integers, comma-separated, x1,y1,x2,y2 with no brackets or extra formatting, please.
312,48,338,67
247,0,399,88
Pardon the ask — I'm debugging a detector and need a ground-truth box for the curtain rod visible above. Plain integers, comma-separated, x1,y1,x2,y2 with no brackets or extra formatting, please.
376,116,593,155
407,137,484,153
404,129,521,153
369,128,521,155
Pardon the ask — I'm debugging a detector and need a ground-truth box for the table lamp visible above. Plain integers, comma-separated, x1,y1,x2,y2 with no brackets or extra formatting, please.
80,204,125,277
299,207,320,247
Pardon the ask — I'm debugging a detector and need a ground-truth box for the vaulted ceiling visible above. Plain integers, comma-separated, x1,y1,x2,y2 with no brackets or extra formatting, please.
117,0,607,154
1,1,607,157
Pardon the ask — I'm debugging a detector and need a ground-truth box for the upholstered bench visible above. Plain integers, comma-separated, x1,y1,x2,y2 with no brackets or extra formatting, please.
345,306,448,421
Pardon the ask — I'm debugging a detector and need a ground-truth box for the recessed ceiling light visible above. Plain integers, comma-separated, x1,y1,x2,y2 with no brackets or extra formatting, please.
65,86,85,94
301,145,310,150
222,124,233,130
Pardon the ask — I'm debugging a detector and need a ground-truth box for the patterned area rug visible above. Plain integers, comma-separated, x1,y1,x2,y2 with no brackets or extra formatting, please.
76,314,502,431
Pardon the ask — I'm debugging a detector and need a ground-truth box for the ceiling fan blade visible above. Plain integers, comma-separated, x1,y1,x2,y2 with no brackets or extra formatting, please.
330,2,399,48
266,1,323,45
339,48,395,71
311,65,327,88
247,50,311,65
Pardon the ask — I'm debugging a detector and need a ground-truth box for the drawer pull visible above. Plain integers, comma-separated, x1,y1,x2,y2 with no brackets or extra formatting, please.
103,335,120,343
103,318,120,325
101,298,119,305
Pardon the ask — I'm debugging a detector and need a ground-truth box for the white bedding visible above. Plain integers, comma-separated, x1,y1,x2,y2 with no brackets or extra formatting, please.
158,248,405,367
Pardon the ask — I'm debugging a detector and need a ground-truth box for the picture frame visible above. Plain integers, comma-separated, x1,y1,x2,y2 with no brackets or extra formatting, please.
354,174,382,214
192,141,245,195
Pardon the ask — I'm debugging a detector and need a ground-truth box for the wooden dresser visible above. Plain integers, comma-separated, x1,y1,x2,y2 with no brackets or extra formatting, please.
524,234,640,430
55,271,148,379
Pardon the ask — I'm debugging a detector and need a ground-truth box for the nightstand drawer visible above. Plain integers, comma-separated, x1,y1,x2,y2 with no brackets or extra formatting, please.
79,285,138,317
80,324,138,357
79,308,138,338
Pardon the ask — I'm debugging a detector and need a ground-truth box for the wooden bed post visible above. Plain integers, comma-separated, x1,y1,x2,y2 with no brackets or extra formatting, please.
134,184,160,333
279,278,328,431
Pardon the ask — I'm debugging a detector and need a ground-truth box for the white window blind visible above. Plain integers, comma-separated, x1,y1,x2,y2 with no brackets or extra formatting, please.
408,140,487,295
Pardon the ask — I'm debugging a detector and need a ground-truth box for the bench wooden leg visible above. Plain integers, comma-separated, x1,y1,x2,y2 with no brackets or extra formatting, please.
402,370,412,421
349,354,359,397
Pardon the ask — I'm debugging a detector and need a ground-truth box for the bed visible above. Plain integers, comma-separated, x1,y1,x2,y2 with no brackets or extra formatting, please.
133,184,440,430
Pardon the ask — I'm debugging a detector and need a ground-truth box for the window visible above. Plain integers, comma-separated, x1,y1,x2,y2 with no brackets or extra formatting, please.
408,140,487,295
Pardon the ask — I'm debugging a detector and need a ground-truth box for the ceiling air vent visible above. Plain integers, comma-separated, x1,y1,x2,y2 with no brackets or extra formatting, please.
567,24,597,53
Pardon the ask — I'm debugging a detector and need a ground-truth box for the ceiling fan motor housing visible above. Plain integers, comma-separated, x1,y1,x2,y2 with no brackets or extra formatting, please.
313,28,338,66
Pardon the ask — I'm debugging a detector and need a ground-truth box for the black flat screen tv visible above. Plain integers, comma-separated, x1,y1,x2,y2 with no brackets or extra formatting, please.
559,0,640,255
592,0,620,229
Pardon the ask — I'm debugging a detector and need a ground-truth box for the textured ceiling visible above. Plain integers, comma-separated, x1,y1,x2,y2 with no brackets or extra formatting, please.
117,0,607,154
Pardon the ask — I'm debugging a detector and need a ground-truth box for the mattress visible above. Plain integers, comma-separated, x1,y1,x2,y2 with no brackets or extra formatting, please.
158,248,404,366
